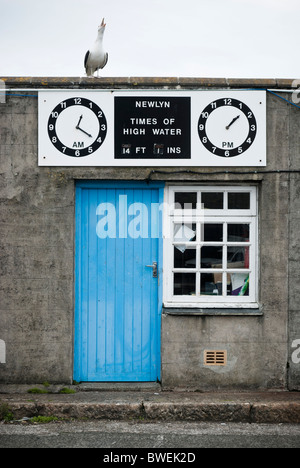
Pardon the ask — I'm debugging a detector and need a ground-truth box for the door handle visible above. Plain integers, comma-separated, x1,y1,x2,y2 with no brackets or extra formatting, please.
146,261,158,278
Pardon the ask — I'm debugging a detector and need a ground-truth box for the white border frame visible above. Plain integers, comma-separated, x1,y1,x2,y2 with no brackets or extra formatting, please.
163,185,258,308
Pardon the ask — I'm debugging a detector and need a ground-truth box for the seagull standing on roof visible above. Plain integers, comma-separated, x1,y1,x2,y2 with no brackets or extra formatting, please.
84,19,108,78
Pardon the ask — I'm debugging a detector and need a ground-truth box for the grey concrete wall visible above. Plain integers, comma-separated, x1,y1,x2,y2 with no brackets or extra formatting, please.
0,95,74,382
0,78,299,389
288,101,300,391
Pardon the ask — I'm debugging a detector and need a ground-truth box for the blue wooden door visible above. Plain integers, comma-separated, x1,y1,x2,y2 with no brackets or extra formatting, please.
74,181,164,382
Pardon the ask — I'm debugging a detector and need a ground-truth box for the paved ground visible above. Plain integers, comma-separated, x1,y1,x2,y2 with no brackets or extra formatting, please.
0,420,299,448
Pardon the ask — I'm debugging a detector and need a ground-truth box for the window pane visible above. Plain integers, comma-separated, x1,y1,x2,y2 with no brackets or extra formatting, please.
174,192,197,209
203,224,223,242
200,273,219,295
227,246,249,269
174,273,196,295
174,224,196,242
201,192,223,209
228,192,250,209
228,224,250,242
201,246,223,268
229,273,249,296
174,246,196,269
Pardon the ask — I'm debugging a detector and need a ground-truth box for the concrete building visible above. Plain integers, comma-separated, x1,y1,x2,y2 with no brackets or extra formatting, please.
0,77,299,391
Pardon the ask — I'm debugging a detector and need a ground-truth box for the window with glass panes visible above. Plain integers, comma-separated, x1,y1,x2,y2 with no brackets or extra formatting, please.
164,186,257,305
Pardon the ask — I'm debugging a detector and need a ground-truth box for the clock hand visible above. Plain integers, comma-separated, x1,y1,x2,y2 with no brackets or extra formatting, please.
76,115,83,129
226,115,240,130
77,126,93,138
76,114,93,138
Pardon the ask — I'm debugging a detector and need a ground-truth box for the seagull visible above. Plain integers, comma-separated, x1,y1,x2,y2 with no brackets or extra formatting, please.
84,18,108,78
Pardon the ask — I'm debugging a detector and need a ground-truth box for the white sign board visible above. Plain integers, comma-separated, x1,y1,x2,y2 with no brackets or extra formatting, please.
38,90,266,167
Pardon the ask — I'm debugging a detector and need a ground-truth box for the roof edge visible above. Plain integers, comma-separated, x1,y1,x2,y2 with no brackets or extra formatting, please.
0,76,298,90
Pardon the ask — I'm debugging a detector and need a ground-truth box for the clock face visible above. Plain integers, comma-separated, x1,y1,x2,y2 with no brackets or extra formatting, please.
47,97,107,157
198,98,257,158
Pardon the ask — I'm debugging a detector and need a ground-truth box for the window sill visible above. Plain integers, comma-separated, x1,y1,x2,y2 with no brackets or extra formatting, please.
162,304,263,316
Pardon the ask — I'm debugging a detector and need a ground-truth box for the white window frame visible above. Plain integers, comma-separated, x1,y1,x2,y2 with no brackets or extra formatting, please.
163,185,258,308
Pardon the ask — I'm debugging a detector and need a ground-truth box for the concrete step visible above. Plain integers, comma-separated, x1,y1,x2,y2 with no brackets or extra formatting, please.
1,389,300,424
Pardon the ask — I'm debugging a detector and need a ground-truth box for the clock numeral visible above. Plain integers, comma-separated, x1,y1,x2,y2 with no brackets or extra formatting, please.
49,124,54,131
88,147,93,154
225,150,230,157
60,101,67,109
224,98,232,105
52,136,57,143
211,102,217,109
238,147,243,154
199,124,204,131
98,111,103,118
202,137,208,144
62,146,67,153
51,111,59,119
251,125,256,131
247,138,252,144
201,112,209,119
100,124,106,131
75,150,81,157
248,112,253,119
212,146,217,153
74,98,82,105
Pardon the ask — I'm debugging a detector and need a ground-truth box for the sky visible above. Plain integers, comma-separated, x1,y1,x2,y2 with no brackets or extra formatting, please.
0,0,299,78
